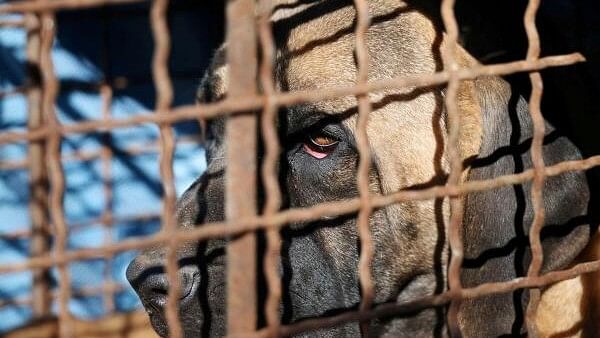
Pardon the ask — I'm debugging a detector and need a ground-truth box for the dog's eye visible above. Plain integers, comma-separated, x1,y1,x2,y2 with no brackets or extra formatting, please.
303,131,339,159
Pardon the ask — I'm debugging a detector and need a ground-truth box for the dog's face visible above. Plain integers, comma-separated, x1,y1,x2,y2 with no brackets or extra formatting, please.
127,0,590,337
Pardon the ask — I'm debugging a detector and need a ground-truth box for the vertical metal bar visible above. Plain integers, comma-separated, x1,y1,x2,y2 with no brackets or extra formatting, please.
100,83,115,313
100,8,116,314
225,0,259,334
440,0,464,337
257,0,282,336
523,0,545,336
352,0,374,336
150,0,181,337
25,12,52,319
39,11,72,338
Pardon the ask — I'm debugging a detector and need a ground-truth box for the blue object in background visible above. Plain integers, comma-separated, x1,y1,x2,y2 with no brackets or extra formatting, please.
0,1,223,332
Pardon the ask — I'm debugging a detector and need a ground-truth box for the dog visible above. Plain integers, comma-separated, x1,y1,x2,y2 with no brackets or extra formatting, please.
127,0,596,336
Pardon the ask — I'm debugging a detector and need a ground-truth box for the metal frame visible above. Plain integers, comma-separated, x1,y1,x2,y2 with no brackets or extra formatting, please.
0,0,599,337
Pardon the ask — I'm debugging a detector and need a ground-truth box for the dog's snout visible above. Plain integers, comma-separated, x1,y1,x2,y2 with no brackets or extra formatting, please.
126,254,198,308
125,170,225,336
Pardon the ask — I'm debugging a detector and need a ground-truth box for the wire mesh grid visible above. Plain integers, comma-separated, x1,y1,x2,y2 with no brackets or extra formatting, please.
0,0,599,337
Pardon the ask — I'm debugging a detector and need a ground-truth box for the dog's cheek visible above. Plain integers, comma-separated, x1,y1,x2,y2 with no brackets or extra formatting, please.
285,151,357,207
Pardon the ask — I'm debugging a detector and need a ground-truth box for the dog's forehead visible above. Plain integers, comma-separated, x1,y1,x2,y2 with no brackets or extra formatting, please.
200,0,439,122
270,0,429,115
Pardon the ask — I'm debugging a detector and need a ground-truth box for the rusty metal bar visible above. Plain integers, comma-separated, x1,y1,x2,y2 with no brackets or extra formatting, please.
257,0,282,336
523,0,546,336
99,6,117,312
440,0,465,336
0,135,201,170
0,74,199,100
0,18,26,27
351,0,375,335
1,213,161,241
0,2,598,335
100,84,116,313
149,0,182,337
225,0,259,334
1,154,598,275
25,12,52,319
0,0,146,14
0,19,25,27
39,11,73,338
256,259,600,338
0,282,125,308
0,53,584,146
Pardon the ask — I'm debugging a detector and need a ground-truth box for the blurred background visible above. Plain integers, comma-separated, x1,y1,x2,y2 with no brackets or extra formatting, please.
0,0,598,334
0,1,223,332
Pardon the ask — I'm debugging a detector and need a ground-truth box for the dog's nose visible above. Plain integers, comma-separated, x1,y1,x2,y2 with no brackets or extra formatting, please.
126,254,197,309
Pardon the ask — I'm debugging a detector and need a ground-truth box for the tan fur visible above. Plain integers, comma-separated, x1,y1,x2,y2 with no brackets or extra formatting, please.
3,311,158,338
536,229,600,338
456,79,483,170
441,40,484,176
281,0,482,273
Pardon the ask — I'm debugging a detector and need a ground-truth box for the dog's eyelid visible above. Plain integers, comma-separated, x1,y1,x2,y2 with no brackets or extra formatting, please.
308,132,339,147
285,106,343,135
313,123,346,141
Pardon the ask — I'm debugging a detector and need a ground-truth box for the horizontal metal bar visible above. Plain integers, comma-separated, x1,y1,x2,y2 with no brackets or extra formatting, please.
0,53,585,145
0,154,598,274
0,0,147,14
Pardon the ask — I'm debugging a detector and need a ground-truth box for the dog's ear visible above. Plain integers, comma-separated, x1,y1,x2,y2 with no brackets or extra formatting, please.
196,46,228,105
450,48,484,180
456,75,591,336
454,78,483,181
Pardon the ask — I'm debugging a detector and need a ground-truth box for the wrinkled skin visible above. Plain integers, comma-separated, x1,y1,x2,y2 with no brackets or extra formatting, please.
126,0,592,336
